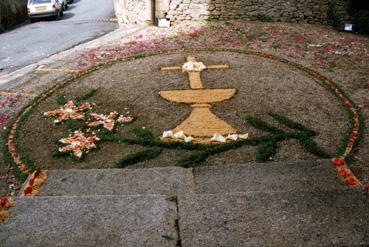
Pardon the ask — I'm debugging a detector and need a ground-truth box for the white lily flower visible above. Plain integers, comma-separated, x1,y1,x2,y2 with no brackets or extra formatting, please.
238,133,249,140
174,130,186,139
162,130,174,138
226,134,238,141
182,61,207,72
184,136,194,143
211,133,226,143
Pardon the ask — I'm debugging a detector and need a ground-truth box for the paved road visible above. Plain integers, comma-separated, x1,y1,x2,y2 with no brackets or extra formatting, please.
0,0,117,74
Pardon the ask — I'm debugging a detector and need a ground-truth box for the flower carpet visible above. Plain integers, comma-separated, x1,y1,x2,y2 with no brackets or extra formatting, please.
1,20,369,203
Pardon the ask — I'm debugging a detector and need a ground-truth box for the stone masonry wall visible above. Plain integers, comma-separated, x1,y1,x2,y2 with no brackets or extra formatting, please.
114,0,349,25
113,0,153,25
164,0,349,24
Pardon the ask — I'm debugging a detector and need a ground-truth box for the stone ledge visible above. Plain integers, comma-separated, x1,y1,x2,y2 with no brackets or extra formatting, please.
0,195,178,247
178,190,369,246
36,167,194,197
193,159,348,193
34,160,351,197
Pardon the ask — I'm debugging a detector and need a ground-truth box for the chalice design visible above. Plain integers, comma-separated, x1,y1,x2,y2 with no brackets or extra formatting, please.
160,56,238,143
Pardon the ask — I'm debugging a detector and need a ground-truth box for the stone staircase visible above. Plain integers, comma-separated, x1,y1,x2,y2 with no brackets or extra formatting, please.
1,160,368,246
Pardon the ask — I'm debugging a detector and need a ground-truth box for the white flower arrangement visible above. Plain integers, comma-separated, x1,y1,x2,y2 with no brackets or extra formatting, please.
162,130,194,143
182,61,207,72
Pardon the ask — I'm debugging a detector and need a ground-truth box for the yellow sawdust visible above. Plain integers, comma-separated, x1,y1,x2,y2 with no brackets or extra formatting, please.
160,89,237,104
21,170,48,197
173,105,237,137
35,65,81,73
188,71,203,89
160,66,181,71
0,198,14,223
159,55,238,143
0,91,35,97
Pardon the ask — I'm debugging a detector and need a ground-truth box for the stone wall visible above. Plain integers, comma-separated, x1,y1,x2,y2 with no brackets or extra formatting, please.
113,0,154,25
114,0,349,25
164,0,349,24
0,0,27,32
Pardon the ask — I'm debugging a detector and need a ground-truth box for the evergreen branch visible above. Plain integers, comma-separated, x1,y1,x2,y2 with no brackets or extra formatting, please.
56,95,68,105
176,151,209,168
116,147,162,168
298,137,331,158
256,141,278,162
269,113,316,136
131,127,155,140
247,117,285,134
75,89,97,103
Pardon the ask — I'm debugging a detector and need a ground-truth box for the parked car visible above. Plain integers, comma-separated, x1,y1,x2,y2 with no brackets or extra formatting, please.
27,0,64,22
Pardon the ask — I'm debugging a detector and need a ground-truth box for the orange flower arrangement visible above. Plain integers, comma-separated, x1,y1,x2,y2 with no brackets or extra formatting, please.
58,131,100,158
44,101,91,123
88,111,134,131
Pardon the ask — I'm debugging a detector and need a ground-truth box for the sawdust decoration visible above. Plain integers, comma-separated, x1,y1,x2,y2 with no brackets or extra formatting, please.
160,89,237,104
0,197,14,222
160,56,237,143
21,170,48,197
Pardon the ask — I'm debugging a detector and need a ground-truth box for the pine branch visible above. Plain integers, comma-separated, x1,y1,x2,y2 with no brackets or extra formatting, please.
269,113,316,136
247,117,285,134
116,147,162,168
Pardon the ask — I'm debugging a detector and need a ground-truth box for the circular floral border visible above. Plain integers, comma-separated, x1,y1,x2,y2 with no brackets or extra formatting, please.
3,48,364,192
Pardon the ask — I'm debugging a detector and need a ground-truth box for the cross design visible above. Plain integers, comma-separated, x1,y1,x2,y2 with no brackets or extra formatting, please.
160,56,238,143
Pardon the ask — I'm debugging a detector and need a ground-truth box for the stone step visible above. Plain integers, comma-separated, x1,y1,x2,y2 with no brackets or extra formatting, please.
192,159,347,194
37,167,194,196
178,190,369,247
0,195,178,247
36,160,346,197
5,189,367,247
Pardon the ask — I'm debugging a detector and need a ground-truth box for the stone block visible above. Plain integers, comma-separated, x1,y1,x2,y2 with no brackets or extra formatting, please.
37,168,194,196
178,191,369,246
193,160,347,194
0,195,178,247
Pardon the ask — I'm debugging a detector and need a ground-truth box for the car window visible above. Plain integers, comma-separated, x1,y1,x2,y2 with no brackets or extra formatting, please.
31,0,52,4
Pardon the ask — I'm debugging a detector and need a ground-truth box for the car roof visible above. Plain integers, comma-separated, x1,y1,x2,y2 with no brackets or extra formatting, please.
28,0,54,4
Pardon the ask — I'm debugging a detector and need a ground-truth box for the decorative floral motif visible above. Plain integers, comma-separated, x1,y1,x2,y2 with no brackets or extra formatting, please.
162,130,194,143
331,157,361,187
210,133,249,143
210,133,227,143
58,131,100,158
117,115,134,124
21,170,48,197
4,48,365,203
332,157,345,167
182,61,206,72
88,111,134,131
0,197,14,222
162,131,249,144
44,101,91,123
